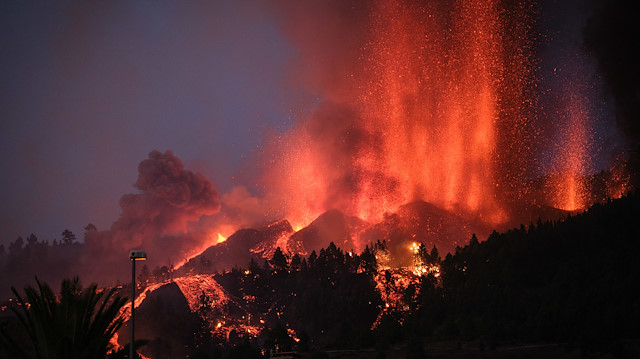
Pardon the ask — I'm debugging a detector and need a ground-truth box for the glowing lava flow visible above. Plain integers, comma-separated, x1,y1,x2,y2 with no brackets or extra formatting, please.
371,241,441,328
217,233,227,244
118,275,266,343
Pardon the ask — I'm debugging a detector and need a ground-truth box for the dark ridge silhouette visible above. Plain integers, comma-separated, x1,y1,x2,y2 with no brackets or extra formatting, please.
4,192,638,358
181,219,294,273
289,209,369,253
361,200,491,261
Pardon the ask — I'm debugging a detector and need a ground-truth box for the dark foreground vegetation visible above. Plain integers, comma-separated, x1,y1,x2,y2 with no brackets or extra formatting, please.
2,191,639,358
0,278,129,359
208,192,640,358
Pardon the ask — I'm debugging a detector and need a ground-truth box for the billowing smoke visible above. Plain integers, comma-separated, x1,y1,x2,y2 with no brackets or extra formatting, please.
196,185,279,243
116,150,220,235
82,150,221,283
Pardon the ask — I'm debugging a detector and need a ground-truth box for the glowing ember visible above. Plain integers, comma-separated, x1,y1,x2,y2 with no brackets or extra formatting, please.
371,241,441,329
287,328,300,343
409,242,420,255
217,233,227,244
546,67,593,211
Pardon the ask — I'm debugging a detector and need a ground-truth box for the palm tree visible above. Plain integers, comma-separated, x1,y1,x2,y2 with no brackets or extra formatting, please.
0,277,128,359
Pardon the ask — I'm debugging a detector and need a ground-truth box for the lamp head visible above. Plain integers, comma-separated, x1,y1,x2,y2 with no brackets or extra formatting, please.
129,250,147,260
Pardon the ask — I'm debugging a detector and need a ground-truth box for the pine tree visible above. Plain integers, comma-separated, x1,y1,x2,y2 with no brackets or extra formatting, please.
61,229,76,245
270,247,288,271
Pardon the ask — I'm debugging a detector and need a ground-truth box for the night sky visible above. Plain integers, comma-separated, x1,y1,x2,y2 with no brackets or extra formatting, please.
0,0,623,246
0,2,309,244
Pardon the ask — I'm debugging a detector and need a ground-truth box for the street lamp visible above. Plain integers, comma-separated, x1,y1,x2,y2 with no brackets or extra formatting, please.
129,250,147,359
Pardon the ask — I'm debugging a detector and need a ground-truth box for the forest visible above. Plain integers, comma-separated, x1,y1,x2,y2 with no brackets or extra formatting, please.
1,191,639,358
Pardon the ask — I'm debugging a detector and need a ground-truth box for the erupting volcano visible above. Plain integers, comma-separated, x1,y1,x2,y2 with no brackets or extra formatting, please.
263,0,626,246
2,1,638,357
0,0,630,296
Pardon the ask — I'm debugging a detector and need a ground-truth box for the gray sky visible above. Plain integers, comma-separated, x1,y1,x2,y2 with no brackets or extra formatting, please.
0,1,300,244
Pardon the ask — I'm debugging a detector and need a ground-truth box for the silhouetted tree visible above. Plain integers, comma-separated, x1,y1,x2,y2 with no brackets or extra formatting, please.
469,233,479,246
269,247,288,271
8,236,23,255
0,277,128,359
152,265,170,280
429,245,440,263
308,250,318,267
26,234,38,247
417,243,429,264
61,229,76,245
359,245,377,274
290,254,302,271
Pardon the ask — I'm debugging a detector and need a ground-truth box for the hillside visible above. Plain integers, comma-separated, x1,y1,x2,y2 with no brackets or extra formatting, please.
2,192,639,358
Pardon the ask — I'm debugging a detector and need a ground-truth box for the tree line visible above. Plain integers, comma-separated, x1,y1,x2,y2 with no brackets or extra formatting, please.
2,191,639,358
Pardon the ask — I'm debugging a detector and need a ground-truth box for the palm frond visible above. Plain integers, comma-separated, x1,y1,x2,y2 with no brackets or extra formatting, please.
1,277,128,359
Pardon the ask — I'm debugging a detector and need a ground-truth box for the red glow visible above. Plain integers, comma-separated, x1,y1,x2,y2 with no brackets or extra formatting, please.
546,68,592,211
267,0,534,231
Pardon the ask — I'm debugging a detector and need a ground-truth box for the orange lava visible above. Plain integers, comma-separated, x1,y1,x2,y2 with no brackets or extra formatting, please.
360,0,505,221
268,0,538,230
548,70,591,211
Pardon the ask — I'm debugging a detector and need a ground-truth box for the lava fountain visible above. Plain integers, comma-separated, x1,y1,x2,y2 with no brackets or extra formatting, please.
358,0,510,223
548,82,591,212
267,0,547,233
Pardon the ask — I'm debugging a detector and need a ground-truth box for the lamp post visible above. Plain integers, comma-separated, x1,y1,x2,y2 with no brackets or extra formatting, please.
129,250,147,359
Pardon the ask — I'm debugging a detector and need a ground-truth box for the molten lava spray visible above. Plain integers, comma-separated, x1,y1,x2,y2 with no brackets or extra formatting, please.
266,0,540,231
359,0,507,222
549,85,591,211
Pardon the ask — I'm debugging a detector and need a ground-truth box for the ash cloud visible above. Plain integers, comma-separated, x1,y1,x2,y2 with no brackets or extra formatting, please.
219,186,273,228
82,150,221,283
116,150,220,236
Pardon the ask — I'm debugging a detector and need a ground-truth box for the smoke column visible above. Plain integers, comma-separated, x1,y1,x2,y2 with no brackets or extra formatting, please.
82,150,221,283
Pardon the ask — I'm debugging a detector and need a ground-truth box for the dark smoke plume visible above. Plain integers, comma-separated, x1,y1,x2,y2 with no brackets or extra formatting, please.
82,150,221,284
